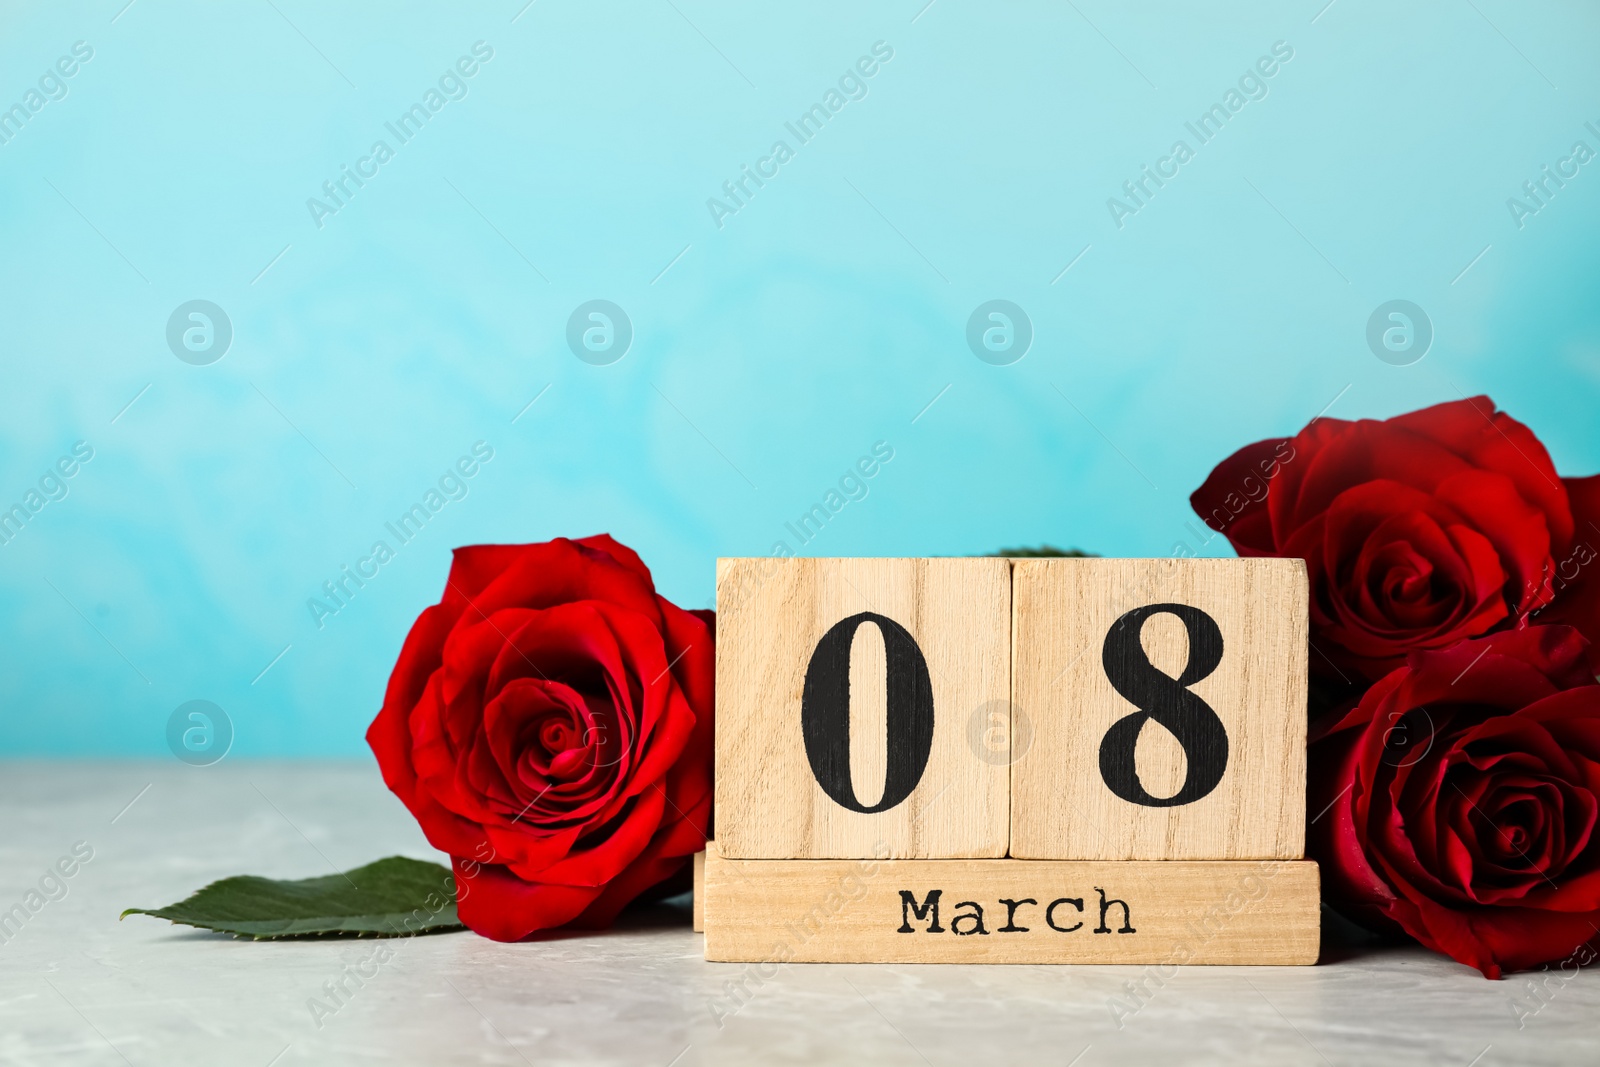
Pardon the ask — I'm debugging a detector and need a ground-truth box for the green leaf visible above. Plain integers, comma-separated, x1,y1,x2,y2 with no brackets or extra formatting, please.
121,856,466,940
989,545,1098,558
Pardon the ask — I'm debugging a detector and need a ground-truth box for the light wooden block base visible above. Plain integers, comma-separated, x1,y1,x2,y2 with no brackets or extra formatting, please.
702,850,1319,965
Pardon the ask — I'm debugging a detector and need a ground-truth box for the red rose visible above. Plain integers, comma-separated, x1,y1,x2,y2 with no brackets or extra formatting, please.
366,535,714,941
1309,625,1600,977
1190,396,1600,681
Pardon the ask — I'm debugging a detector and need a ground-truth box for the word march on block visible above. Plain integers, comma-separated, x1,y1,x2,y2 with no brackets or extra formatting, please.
703,556,1320,966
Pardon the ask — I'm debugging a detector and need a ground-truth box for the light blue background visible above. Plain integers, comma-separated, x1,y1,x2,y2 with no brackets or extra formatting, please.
2,1,1596,756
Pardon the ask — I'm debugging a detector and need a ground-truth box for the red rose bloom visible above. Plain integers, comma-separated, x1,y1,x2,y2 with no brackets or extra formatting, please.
1309,626,1600,977
1190,396,1600,681
366,535,714,941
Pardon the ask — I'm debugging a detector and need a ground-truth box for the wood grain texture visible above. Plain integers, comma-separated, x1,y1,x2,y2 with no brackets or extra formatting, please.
1010,558,1308,860
693,850,705,933
715,557,1011,858
702,849,1319,965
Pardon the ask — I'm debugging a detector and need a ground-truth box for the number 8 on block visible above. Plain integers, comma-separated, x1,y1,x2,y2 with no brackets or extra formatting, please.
1010,557,1308,860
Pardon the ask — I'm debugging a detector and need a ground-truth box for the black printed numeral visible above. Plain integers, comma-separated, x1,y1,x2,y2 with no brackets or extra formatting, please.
801,612,934,814
1098,603,1228,807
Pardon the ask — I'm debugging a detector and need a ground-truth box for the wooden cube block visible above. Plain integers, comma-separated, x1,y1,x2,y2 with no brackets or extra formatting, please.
701,848,1320,965
715,557,1011,858
1010,558,1307,860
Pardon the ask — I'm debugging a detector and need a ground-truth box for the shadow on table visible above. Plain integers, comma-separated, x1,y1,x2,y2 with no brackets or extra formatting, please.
518,891,694,944
1318,902,1414,966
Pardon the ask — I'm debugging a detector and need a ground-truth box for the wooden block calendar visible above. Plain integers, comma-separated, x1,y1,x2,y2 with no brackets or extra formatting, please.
702,557,1319,965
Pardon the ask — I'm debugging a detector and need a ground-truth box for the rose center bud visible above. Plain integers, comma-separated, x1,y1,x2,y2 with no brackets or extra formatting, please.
1381,554,1435,604
539,720,592,780
540,720,576,751
537,723,595,780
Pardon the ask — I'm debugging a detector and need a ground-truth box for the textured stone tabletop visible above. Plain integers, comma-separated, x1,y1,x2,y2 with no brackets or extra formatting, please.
1,763,1595,1066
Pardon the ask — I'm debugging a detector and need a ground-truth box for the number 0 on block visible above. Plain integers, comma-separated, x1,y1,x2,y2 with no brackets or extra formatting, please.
715,557,1012,859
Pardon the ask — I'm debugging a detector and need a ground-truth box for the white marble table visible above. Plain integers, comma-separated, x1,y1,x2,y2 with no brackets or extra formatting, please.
1,762,1594,1066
